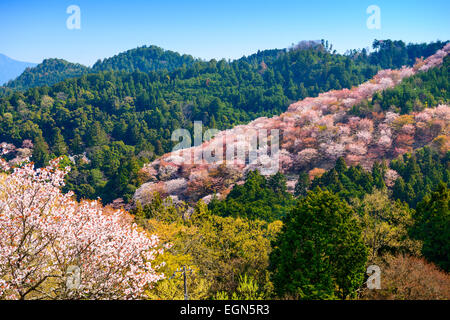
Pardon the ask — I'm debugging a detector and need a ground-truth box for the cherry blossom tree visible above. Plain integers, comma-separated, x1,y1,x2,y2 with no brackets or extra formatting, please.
377,135,392,149
358,119,374,132
0,157,164,300
384,169,399,187
22,140,34,149
295,148,319,168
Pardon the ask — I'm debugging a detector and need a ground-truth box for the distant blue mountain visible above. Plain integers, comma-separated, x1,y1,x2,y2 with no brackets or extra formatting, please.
0,54,37,85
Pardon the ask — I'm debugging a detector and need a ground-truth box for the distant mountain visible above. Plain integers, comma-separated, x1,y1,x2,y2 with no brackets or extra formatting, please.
2,45,198,91
92,45,197,73
4,58,90,90
4,41,446,93
0,54,37,85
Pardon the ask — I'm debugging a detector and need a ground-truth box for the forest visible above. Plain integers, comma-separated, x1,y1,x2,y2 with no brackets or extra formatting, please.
0,40,446,203
0,39,448,300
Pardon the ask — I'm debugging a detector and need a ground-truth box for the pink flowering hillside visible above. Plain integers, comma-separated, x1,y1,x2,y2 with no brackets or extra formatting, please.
134,44,450,205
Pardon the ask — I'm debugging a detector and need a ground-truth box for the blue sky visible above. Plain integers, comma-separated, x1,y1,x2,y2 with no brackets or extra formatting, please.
0,0,449,66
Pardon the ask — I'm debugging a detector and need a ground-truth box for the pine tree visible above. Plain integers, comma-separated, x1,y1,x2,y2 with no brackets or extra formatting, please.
70,131,84,154
294,172,310,197
270,188,367,299
52,128,68,156
335,157,347,174
410,182,450,272
372,161,386,190
268,172,287,194
32,135,50,167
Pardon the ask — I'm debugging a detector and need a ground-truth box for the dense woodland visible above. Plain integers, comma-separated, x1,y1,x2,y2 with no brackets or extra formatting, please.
130,146,449,299
0,40,448,300
3,58,90,91
0,40,446,203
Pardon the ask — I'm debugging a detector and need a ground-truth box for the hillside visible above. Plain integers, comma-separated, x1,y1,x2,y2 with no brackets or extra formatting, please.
1,45,197,91
0,40,446,204
0,43,448,302
2,40,445,93
134,43,450,205
4,58,90,90
0,54,36,85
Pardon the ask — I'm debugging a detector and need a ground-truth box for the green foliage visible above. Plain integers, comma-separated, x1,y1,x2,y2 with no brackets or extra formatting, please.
188,202,282,295
215,274,265,300
62,141,144,203
309,157,385,202
369,40,447,69
5,59,90,91
0,41,444,203
294,172,310,197
410,182,450,272
209,171,296,222
92,45,196,73
270,188,368,300
32,134,50,167
351,55,449,116
134,192,185,223
352,189,421,262
391,147,449,208
301,148,448,211
139,199,283,298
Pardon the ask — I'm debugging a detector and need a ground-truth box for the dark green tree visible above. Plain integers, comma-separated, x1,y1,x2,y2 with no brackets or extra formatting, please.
270,188,368,299
51,128,68,156
410,182,450,272
294,172,310,197
70,131,84,154
32,135,50,167
209,170,295,222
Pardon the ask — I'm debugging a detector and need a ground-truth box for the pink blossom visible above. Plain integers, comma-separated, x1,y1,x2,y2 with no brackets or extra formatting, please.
356,130,372,144
358,119,374,132
401,124,416,136
434,105,450,121
0,157,164,300
133,45,449,204
320,142,345,160
385,112,399,124
346,142,368,155
22,140,34,149
296,148,319,166
385,169,399,187
415,111,432,123
377,135,392,149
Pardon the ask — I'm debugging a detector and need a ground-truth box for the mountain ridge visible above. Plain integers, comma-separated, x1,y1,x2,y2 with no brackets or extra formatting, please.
2,40,447,92
0,54,37,86
4,58,90,90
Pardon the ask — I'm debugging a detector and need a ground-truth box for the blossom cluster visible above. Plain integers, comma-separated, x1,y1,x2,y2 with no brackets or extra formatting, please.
0,156,164,299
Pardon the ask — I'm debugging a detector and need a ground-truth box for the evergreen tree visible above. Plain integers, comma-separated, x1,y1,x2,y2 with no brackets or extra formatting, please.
294,172,310,197
270,188,368,299
410,182,450,272
52,128,68,156
32,135,50,167
70,131,84,154
209,171,295,222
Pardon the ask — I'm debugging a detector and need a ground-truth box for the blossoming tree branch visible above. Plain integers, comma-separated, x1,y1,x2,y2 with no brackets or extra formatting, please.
0,153,166,300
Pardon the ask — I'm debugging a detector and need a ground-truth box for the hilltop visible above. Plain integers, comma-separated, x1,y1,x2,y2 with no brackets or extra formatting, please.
4,58,89,90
